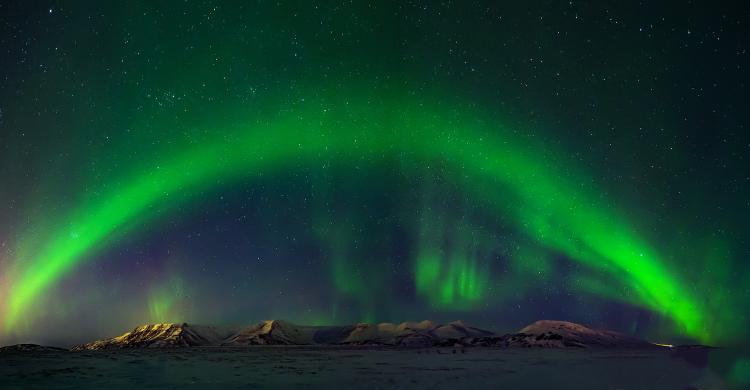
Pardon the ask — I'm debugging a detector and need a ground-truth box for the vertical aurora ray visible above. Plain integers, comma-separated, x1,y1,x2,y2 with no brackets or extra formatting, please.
413,197,490,309
148,276,185,324
1,94,720,342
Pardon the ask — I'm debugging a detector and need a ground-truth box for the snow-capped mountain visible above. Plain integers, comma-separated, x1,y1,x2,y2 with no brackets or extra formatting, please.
223,320,318,345
464,320,658,348
342,320,494,346
71,323,238,350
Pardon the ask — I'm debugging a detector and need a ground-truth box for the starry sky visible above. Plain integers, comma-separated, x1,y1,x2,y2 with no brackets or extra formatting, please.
0,1,748,348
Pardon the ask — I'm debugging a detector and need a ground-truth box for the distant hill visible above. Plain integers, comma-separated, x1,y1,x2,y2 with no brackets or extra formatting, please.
0,344,67,353
70,319,662,350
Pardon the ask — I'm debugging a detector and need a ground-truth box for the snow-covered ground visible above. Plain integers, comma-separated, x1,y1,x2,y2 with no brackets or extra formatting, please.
0,346,731,389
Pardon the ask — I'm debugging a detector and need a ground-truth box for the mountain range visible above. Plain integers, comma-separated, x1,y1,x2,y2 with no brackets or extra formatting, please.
70,320,660,350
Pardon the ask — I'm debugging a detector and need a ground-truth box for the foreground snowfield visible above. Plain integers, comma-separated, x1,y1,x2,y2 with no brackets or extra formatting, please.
0,346,733,389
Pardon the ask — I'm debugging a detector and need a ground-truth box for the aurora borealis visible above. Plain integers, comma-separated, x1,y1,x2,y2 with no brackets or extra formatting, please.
0,1,748,349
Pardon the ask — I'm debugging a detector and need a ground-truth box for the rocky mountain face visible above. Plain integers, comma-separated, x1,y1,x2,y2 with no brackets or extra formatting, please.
71,319,660,350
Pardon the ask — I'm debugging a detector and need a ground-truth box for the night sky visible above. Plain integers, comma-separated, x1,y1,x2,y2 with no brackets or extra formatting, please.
1,1,748,348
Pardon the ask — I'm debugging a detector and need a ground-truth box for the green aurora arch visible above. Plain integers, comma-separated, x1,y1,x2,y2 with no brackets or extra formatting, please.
2,94,709,341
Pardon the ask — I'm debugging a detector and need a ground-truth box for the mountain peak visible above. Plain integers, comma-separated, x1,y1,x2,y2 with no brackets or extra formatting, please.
225,320,314,345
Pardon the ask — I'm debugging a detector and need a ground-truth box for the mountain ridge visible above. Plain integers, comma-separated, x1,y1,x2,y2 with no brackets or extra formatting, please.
70,319,665,351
